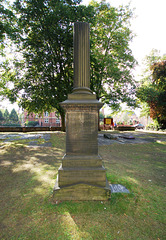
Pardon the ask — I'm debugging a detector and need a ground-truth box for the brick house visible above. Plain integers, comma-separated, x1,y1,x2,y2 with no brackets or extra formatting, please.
24,111,61,127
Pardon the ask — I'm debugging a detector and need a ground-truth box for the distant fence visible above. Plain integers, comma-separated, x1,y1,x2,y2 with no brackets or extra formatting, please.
0,126,62,132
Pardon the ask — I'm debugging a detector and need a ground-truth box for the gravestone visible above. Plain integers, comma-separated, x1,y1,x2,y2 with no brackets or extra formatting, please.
53,22,111,201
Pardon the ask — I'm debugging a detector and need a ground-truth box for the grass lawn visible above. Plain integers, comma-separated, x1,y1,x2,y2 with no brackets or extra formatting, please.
0,131,165,240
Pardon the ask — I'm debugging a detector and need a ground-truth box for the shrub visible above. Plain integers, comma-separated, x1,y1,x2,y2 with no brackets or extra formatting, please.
26,121,39,127
2,123,21,127
146,121,160,131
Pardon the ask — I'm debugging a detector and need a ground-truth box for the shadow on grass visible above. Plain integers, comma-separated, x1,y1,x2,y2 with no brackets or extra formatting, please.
0,143,68,239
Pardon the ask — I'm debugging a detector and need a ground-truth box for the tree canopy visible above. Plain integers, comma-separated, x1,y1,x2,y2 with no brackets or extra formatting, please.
137,50,166,129
90,0,136,109
0,0,136,128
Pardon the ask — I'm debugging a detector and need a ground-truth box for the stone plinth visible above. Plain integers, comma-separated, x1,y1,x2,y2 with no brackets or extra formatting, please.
53,99,111,200
54,182,110,201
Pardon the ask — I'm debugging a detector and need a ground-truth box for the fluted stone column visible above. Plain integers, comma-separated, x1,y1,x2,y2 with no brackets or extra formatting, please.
73,22,90,91
53,22,111,201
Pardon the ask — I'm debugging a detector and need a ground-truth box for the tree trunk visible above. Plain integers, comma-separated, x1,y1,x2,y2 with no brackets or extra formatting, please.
57,105,66,131
98,110,101,131
60,110,66,132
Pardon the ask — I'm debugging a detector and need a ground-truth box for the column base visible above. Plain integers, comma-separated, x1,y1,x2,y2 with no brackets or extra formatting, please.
53,179,111,201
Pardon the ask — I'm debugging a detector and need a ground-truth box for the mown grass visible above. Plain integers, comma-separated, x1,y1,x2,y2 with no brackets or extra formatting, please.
0,132,165,240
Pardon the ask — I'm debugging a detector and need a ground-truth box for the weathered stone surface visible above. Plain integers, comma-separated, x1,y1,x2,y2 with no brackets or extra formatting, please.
73,22,90,91
66,111,98,155
53,182,110,201
110,184,130,193
62,154,103,167
53,22,111,201
53,100,110,201
58,166,106,187
68,93,96,100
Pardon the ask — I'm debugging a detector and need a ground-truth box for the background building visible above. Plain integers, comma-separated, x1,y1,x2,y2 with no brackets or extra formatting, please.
24,111,61,127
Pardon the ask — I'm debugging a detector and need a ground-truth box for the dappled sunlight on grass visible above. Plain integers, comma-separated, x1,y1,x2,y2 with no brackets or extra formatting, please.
0,132,165,240
0,160,13,166
52,147,65,154
125,176,139,185
12,161,37,173
12,154,59,193
156,140,166,145
60,212,92,240
33,169,57,189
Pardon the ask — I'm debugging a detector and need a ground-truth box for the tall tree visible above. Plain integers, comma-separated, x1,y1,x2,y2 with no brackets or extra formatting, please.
1,0,94,130
1,0,136,129
137,50,166,129
9,108,19,122
90,0,136,109
0,0,16,45
4,109,9,120
0,110,4,120
0,0,18,100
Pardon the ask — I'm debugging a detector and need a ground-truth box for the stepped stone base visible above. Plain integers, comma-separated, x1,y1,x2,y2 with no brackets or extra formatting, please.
53,154,111,201
62,154,103,167
58,166,106,187
53,181,111,201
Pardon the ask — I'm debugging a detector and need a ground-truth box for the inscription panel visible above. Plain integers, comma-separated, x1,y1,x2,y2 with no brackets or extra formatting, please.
66,111,98,155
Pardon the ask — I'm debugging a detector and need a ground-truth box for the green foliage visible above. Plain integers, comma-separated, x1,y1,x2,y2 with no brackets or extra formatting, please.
0,0,95,129
0,110,4,120
0,0,16,41
137,50,166,129
1,0,136,121
150,60,166,91
1,122,21,127
4,109,10,120
139,102,150,118
146,121,160,131
26,121,39,127
9,108,19,122
105,114,112,119
90,0,136,109
112,108,135,125
99,112,104,119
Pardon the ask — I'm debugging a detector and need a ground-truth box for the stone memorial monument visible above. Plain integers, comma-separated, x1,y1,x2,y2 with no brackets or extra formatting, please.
53,22,111,201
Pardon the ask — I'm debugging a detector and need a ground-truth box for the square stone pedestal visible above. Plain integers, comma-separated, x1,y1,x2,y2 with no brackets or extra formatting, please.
53,98,111,201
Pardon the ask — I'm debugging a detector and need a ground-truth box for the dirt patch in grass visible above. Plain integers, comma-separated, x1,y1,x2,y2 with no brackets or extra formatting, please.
0,133,165,240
